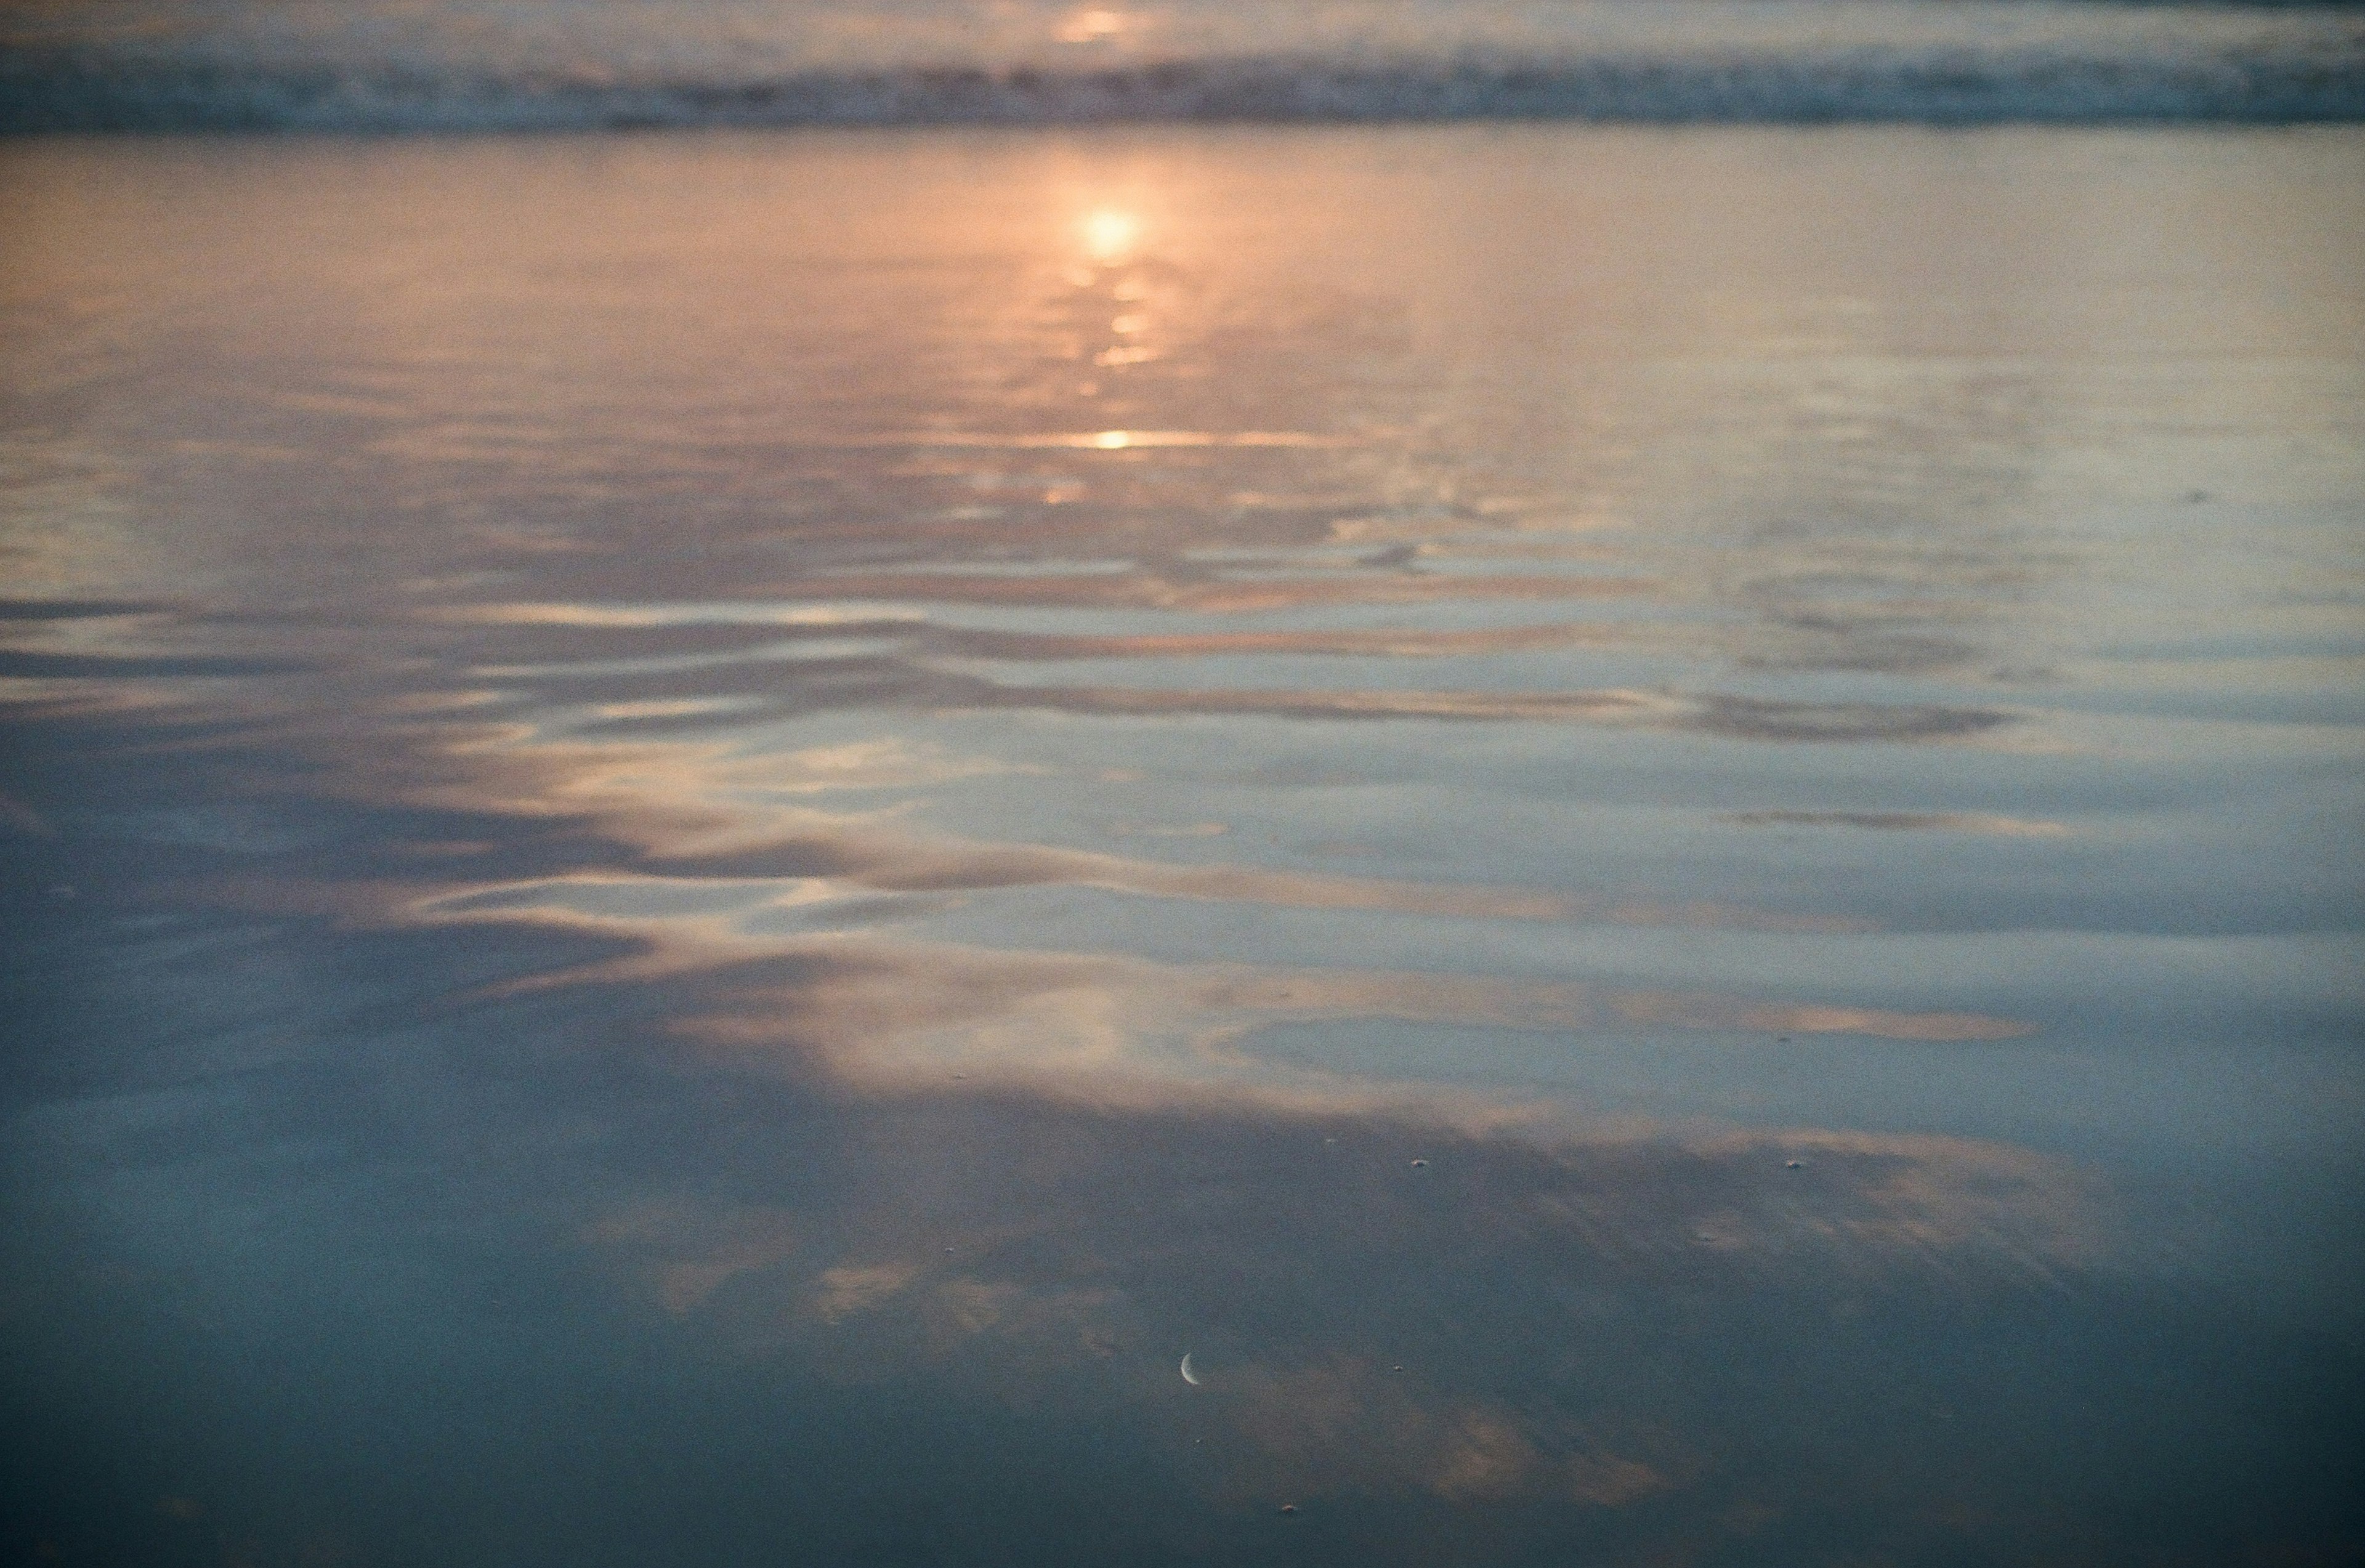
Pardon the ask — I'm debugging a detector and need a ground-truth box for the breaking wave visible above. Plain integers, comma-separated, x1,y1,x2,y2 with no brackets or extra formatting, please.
5,4,2362,131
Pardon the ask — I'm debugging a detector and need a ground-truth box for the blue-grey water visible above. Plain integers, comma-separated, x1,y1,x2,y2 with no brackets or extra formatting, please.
5,0,2364,127
2,121,2363,1564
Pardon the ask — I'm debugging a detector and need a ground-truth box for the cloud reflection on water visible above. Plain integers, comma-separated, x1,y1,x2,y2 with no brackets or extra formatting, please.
2,127,2361,1563
570,1082,2108,1538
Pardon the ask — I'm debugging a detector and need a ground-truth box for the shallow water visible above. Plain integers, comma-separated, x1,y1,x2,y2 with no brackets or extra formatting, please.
2,126,2363,1564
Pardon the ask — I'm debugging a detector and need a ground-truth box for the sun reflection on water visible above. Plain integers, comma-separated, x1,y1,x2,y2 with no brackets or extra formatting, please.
1057,7,1128,44
1080,207,1141,263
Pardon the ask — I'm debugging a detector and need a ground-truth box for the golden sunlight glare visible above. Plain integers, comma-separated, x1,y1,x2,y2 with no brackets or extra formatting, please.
1081,209,1140,262
1057,8,1126,43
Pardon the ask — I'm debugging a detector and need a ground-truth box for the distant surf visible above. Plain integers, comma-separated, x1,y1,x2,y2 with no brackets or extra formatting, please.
5,0,2361,129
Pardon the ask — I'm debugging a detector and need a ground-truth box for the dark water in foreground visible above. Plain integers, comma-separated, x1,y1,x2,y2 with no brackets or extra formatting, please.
2,127,2363,1565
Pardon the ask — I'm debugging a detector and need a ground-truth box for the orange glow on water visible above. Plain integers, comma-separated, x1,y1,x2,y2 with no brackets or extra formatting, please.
1057,8,1126,44
1080,208,1139,262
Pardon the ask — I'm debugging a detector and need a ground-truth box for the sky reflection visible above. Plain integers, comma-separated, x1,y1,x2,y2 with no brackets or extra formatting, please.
2,126,2362,1563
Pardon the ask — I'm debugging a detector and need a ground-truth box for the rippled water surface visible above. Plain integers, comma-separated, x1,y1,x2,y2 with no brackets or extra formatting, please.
3,127,2363,1564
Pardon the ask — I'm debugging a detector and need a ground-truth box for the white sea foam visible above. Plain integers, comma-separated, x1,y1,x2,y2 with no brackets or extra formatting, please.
3,0,2360,129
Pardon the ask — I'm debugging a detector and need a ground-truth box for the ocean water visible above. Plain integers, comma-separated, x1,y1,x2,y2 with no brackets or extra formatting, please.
2,57,2364,1568
4,0,2365,127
